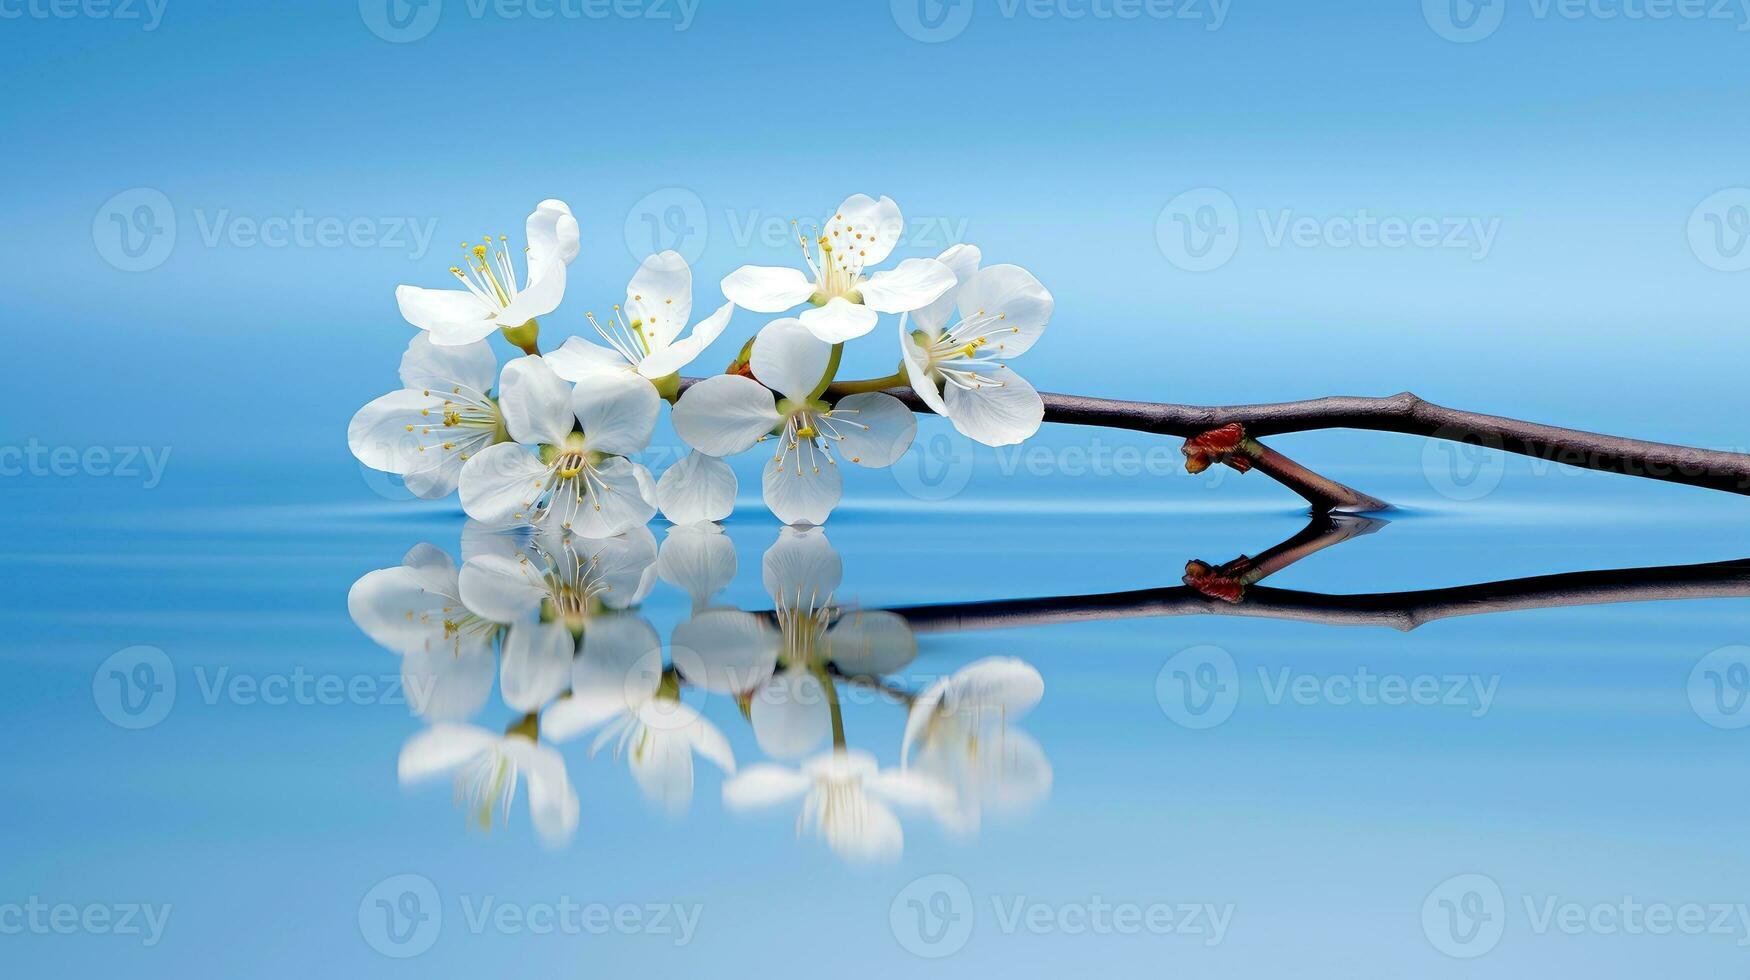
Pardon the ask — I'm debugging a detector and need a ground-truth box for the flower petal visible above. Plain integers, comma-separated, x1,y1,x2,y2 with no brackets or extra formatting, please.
574,370,660,457
494,263,565,330
825,796,904,864
509,738,580,848
761,450,843,526
911,243,982,335
797,297,878,344
395,285,496,344
899,317,950,417
722,764,810,810
943,366,1045,447
761,526,842,602
581,525,661,609
751,670,831,760
457,553,546,623
348,564,477,658
500,621,575,713
721,265,814,313
526,198,581,267
671,375,780,457
751,318,834,402
626,250,693,348
627,724,698,814
681,709,736,775
656,450,737,526
858,257,955,315
500,355,576,447
397,723,496,784
825,194,903,268
570,456,658,537
825,610,918,677
637,301,733,379
827,392,915,468
398,332,498,396
498,199,580,331
348,389,444,475
952,263,1053,357
671,610,780,695
458,442,550,526
657,523,738,606
402,643,496,723
946,656,1046,718
545,336,631,383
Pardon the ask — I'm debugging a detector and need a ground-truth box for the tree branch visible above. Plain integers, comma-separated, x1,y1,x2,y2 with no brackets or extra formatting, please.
875,385,1750,497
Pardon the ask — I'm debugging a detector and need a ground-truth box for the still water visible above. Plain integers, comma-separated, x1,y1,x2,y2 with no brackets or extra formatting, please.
5,457,1749,977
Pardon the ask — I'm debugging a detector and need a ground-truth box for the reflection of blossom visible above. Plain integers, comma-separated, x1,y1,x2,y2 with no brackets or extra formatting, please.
347,543,496,721
543,615,734,815
902,657,1050,833
723,749,947,864
458,523,658,713
398,720,580,848
657,523,738,612
674,528,915,759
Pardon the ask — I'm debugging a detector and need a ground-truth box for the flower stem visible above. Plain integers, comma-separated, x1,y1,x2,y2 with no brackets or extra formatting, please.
825,366,908,396
816,662,846,749
806,343,845,402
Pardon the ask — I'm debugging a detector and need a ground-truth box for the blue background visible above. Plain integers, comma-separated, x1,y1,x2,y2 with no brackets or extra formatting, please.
4,1,1750,976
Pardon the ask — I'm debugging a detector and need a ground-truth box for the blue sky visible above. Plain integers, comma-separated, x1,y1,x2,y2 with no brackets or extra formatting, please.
5,0,1747,484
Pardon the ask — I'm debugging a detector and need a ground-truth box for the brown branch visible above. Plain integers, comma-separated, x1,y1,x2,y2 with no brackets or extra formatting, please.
845,384,1750,497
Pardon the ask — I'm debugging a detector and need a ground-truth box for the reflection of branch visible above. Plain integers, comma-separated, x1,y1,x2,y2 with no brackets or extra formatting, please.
875,515,1750,632
894,558,1750,632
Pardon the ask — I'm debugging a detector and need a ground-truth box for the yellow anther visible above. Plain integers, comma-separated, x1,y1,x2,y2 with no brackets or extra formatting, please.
442,410,461,427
